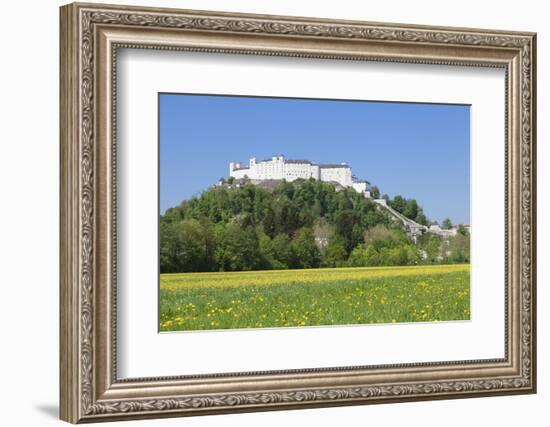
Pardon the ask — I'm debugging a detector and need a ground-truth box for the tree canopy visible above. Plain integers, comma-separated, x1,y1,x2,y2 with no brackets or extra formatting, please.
160,178,468,273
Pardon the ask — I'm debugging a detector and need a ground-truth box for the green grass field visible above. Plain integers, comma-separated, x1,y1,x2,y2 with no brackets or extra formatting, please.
159,264,470,332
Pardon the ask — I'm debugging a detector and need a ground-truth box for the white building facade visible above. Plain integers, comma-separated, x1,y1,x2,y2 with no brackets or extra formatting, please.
229,155,369,194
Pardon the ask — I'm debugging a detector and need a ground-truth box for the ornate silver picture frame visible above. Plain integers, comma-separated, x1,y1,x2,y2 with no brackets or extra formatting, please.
60,2,536,423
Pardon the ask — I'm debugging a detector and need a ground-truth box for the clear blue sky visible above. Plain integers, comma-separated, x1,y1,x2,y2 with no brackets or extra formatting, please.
160,93,470,224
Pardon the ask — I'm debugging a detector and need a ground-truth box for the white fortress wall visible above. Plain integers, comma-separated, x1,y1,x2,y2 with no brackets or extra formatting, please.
251,156,284,180
229,156,368,193
229,161,250,180
229,168,249,180
319,165,353,187
283,160,319,181
352,181,368,193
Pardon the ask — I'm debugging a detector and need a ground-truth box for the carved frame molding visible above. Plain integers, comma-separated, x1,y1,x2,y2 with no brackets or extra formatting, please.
60,2,536,423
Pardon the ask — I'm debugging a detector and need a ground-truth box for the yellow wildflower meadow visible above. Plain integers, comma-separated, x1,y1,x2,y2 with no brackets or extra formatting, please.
160,264,470,332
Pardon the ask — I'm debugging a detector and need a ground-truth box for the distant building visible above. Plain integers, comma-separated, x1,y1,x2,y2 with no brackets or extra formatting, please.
429,224,457,237
428,224,471,237
229,155,370,195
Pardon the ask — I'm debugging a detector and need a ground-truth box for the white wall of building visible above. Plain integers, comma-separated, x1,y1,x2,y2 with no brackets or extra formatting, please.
352,182,368,193
229,156,362,191
319,165,353,187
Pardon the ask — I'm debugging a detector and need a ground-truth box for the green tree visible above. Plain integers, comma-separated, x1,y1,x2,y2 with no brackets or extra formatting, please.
291,228,321,268
363,224,406,248
348,244,382,267
457,224,468,236
389,195,407,214
262,205,276,238
275,199,298,235
403,199,419,220
418,233,442,263
448,233,470,263
323,235,348,267
159,219,215,273
348,245,367,267
334,210,356,252
442,218,453,229
215,223,262,271
312,218,332,253
415,210,428,226
363,245,381,265
271,234,294,269
159,221,179,273
377,243,419,266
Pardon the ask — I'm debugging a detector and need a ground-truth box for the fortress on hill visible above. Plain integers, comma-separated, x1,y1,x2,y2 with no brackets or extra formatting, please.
227,155,466,241
229,155,371,195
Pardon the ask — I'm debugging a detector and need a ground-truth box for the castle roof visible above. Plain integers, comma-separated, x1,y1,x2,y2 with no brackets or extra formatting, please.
319,163,350,169
232,157,353,170
285,159,312,164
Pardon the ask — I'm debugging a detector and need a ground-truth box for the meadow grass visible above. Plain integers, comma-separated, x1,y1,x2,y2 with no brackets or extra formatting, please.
159,264,470,331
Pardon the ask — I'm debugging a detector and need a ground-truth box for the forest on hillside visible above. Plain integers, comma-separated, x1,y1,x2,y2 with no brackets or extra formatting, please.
160,178,470,273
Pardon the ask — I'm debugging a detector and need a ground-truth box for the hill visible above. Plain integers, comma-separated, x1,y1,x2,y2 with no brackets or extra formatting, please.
160,178,469,273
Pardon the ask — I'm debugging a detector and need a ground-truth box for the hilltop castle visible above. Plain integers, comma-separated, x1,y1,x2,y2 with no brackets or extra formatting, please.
226,155,466,241
229,155,370,195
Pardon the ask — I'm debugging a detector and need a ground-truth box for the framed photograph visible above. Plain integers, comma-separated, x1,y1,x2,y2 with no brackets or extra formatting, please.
60,2,537,423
